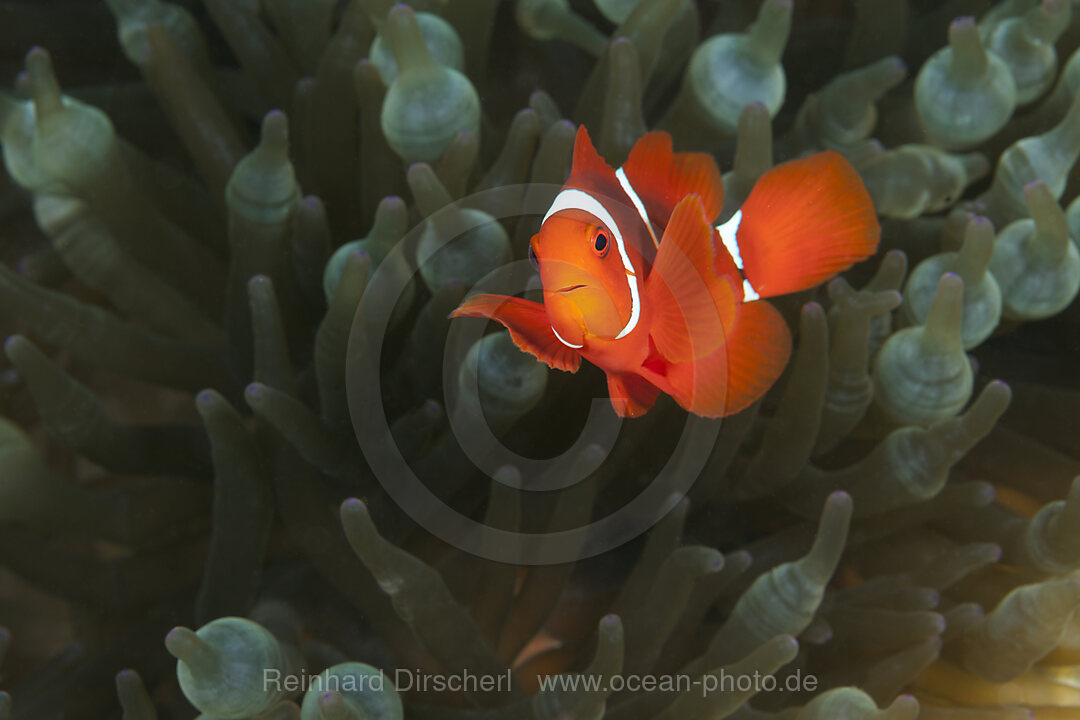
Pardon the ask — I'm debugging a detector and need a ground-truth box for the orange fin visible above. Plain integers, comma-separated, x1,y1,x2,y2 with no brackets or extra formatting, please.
645,196,737,364
622,131,724,226
664,300,792,418
567,125,621,193
451,294,581,372
607,373,661,418
736,150,880,298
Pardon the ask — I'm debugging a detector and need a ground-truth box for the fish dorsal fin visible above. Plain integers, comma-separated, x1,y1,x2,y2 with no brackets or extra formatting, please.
564,125,624,201
737,150,880,298
451,294,582,372
622,131,725,226
663,300,792,418
645,195,737,364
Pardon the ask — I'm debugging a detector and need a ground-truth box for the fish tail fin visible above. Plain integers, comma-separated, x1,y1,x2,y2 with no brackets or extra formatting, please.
733,151,880,299
664,300,792,418
451,294,582,372
607,372,661,418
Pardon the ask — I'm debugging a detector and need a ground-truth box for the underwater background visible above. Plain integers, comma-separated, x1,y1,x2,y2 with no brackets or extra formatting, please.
2,0,1080,717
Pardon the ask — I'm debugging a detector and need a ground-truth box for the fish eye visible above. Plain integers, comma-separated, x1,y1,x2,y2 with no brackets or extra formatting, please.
592,228,609,257
528,244,540,270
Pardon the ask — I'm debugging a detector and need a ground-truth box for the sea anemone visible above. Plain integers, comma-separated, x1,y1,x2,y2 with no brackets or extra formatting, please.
1,1,1080,719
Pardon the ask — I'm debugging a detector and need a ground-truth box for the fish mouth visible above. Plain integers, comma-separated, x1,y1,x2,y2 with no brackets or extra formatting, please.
556,284,587,294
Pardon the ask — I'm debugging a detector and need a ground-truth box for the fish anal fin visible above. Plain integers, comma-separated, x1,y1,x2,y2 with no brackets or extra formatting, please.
646,196,737,364
737,150,880,298
607,373,661,418
622,131,724,225
665,300,792,418
451,294,582,372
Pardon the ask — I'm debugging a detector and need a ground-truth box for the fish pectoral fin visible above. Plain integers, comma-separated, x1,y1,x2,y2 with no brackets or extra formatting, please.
622,131,724,226
645,195,737,364
735,150,880,298
451,294,582,372
606,373,661,418
664,300,792,418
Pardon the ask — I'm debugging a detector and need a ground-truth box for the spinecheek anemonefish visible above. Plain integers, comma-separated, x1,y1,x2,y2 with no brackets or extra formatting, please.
451,126,880,418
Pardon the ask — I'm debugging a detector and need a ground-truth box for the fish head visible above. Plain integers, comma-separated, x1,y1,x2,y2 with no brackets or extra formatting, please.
533,210,635,342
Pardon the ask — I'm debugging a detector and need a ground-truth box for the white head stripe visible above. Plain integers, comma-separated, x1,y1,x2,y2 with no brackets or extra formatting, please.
542,188,641,339
551,325,583,348
615,167,659,249
716,209,744,270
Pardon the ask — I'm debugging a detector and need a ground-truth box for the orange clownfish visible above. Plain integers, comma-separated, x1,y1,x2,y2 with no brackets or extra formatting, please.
450,127,880,418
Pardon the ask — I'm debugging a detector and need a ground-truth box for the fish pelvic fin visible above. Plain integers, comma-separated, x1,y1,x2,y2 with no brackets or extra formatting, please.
607,372,662,418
